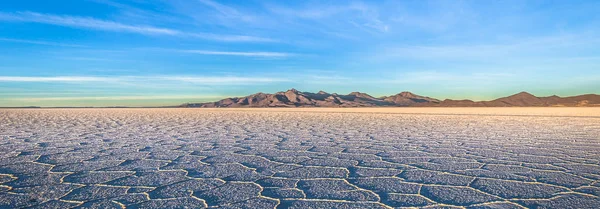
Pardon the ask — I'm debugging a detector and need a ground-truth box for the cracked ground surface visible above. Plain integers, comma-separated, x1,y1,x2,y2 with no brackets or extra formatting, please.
1,108,599,209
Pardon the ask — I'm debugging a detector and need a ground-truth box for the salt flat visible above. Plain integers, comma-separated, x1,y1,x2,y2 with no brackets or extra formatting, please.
1,108,599,208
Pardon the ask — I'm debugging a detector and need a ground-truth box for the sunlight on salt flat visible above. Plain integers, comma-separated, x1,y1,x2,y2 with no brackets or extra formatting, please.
1,108,599,208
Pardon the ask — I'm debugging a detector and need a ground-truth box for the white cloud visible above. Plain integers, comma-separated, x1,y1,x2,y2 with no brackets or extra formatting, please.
197,0,239,15
196,0,254,22
0,76,114,82
8,95,227,101
375,34,600,61
265,2,389,33
0,38,86,47
0,75,288,85
163,76,289,83
0,11,178,35
377,71,517,85
177,50,292,57
188,33,275,42
0,11,272,42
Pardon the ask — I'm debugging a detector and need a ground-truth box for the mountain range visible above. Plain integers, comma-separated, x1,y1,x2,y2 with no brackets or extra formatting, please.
181,89,600,108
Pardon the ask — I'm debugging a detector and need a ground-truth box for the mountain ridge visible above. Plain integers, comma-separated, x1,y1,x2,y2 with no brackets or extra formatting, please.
181,89,600,108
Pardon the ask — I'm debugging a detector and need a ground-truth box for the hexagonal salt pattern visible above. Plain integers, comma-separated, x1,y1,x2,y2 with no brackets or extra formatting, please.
1,108,599,208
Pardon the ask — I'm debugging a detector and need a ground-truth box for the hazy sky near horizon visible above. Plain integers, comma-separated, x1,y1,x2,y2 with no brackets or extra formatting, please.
1,0,599,107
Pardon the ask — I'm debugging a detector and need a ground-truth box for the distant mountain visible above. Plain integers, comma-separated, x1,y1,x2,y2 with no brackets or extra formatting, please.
383,91,441,106
437,92,600,107
438,91,547,107
183,89,439,107
181,89,600,108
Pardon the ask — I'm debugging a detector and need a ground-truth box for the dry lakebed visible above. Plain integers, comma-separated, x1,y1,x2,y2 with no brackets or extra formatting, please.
1,108,599,208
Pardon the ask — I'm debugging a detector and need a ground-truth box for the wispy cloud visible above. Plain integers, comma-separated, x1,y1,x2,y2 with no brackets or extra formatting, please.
7,95,227,101
389,0,474,33
304,75,352,84
89,0,183,24
0,11,272,42
58,57,125,62
387,71,516,83
0,75,288,85
0,37,86,47
164,76,289,83
376,34,600,61
265,2,389,33
197,0,237,16
196,0,254,22
177,50,292,57
0,11,178,35
0,76,114,82
187,33,275,42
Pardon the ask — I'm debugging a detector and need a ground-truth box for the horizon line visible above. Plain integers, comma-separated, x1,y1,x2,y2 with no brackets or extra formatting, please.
2,90,598,108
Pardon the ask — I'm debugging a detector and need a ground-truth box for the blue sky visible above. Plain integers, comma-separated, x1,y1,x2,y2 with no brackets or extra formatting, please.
1,0,599,107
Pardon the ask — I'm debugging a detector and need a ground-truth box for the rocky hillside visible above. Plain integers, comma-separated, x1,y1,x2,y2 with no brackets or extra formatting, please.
181,89,600,107
438,92,600,107
183,89,439,107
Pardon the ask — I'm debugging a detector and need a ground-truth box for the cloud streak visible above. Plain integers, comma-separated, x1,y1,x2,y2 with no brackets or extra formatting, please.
0,76,114,82
265,2,389,33
177,50,292,57
0,75,288,85
0,11,272,42
375,34,600,61
163,76,289,83
7,95,227,101
0,38,86,47
0,11,178,35
196,0,254,22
